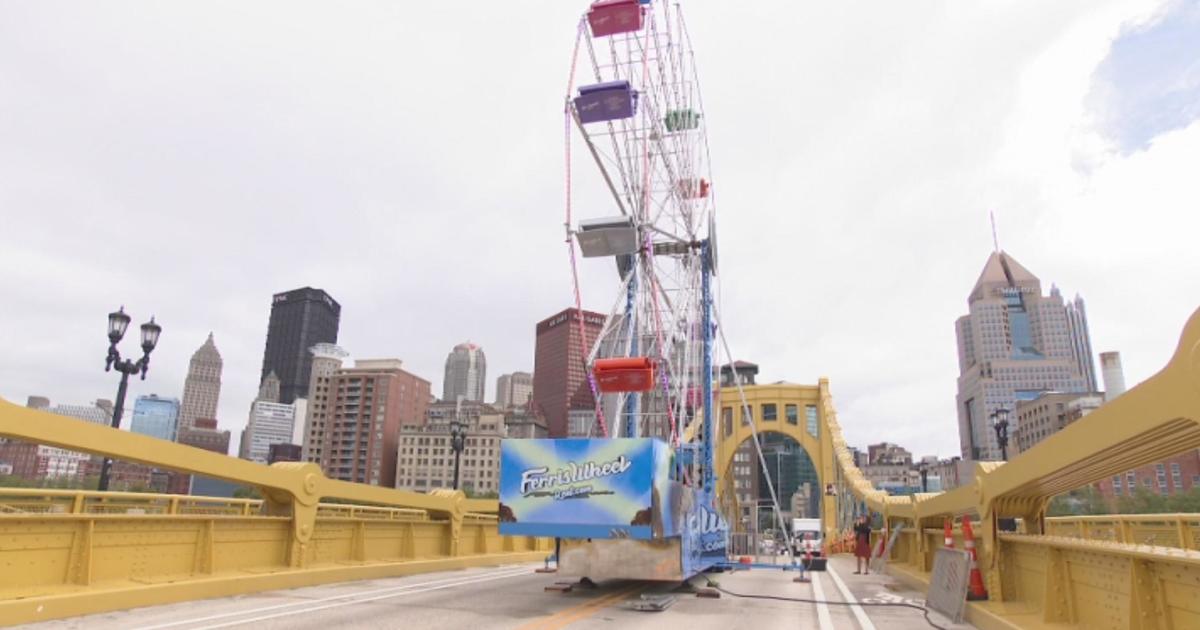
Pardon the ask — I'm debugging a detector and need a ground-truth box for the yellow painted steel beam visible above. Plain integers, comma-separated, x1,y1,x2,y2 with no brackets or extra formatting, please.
0,394,547,626
0,400,481,517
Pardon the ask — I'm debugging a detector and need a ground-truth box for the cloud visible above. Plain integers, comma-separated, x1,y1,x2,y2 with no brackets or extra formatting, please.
1086,0,1200,155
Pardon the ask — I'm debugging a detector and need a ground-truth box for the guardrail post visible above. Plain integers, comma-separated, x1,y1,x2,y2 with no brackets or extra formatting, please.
1129,559,1166,629
352,521,367,562
429,489,465,557
194,520,214,574
67,520,94,585
1176,518,1193,550
1042,546,1075,623
1120,518,1134,544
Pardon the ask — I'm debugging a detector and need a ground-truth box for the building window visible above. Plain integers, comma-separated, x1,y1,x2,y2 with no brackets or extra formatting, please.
762,404,777,422
722,407,733,436
805,405,819,438
785,404,799,426
740,405,752,426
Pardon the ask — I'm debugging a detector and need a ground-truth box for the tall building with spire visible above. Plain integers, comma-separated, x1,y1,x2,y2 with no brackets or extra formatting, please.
443,342,486,402
258,371,281,403
954,251,1093,462
178,334,223,433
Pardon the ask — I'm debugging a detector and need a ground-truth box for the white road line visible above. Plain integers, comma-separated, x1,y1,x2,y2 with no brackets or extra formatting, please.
141,566,532,630
809,572,835,630
189,568,533,630
826,565,877,630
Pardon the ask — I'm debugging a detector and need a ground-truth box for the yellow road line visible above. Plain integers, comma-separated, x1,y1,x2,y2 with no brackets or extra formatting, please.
519,583,644,630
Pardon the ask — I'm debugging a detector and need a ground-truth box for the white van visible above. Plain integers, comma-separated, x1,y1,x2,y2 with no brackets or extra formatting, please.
791,518,824,557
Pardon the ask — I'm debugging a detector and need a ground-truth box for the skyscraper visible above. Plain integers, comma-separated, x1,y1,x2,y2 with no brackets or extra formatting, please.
178,334,223,433
1064,295,1099,392
239,401,295,464
443,343,486,402
495,371,533,409
532,308,606,438
260,287,341,404
1101,351,1127,401
954,251,1092,462
301,343,347,465
130,394,180,442
320,359,431,486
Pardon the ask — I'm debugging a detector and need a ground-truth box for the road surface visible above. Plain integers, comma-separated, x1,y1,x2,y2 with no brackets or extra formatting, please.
24,556,971,629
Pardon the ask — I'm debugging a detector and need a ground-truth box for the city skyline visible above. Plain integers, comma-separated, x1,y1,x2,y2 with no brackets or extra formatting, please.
2,1,1198,459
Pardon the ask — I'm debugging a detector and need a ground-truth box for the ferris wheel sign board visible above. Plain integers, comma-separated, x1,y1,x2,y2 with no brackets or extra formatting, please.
498,438,680,539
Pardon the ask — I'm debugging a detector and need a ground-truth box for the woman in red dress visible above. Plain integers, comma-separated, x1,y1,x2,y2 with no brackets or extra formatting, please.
853,515,872,574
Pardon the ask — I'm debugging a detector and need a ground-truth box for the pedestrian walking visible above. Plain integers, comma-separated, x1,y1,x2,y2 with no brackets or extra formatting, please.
853,515,872,575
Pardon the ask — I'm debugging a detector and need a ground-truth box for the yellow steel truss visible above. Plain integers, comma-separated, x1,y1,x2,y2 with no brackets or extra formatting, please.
827,307,1200,628
708,307,1200,628
0,402,550,626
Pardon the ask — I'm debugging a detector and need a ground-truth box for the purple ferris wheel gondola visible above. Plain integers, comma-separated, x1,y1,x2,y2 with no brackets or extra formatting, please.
574,80,638,123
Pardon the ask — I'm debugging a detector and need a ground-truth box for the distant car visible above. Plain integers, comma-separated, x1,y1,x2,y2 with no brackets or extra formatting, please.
791,518,824,558
759,538,776,554
794,530,823,557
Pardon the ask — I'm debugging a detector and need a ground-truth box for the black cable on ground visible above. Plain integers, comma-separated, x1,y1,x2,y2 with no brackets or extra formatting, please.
712,585,950,630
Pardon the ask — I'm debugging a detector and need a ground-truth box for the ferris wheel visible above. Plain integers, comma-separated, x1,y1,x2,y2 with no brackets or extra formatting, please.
565,0,721,459
496,0,734,580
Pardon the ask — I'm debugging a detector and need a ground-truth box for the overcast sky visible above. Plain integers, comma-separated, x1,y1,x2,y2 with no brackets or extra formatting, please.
2,1,1197,459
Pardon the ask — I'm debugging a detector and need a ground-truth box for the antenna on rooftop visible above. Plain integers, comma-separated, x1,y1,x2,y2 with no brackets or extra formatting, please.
990,211,1000,254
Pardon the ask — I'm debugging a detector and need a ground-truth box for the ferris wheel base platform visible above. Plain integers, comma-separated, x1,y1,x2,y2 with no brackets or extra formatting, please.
557,537,717,582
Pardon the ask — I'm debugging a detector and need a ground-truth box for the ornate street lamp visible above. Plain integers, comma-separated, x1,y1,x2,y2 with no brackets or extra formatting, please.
991,407,1011,461
99,306,162,491
449,418,467,491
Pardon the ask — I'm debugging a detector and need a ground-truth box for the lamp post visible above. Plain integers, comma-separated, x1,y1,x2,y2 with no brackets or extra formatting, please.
991,407,1011,461
99,306,162,491
449,418,467,491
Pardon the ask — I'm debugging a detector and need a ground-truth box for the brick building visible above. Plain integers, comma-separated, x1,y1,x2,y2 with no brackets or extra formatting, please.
531,308,605,438
319,359,431,486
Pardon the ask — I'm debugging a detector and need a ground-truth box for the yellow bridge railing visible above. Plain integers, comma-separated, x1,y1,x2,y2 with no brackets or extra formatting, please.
1046,513,1200,549
0,401,549,627
821,307,1200,629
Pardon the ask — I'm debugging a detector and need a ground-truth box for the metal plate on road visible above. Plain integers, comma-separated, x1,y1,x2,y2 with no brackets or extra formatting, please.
626,594,678,611
927,548,971,623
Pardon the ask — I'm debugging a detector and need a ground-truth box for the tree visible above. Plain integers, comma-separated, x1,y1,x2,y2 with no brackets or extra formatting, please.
463,486,498,499
233,486,263,500
1117,487,1168,514
1047,486,1112,516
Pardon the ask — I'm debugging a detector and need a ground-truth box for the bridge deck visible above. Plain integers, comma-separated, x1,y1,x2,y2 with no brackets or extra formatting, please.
21,555,966,630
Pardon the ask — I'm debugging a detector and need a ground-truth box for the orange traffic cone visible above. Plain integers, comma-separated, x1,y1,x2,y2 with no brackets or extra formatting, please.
943,518,954,548
961,517,988,600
